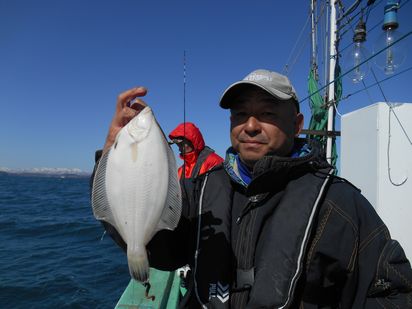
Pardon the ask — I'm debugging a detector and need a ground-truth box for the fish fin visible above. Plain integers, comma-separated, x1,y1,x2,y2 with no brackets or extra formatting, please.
91,150,117,228
156,146,182,232
127,247,150,282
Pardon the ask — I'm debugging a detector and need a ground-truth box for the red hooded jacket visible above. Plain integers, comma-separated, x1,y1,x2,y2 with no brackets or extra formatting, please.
169,122,223,179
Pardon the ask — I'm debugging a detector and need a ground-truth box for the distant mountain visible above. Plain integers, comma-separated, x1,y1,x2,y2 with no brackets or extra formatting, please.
0,167,91,177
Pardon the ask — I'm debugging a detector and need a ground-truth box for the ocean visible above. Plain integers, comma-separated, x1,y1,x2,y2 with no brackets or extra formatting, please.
0,173,130,308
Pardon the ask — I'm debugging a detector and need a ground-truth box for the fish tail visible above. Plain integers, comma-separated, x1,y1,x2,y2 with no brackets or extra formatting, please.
127,247,149,282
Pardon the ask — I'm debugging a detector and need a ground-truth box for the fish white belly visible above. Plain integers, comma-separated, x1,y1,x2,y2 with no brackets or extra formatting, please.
92,107,181,282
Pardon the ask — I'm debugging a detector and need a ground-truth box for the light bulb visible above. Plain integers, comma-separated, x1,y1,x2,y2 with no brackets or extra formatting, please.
373,26,407,75
344,42,370,83
343,20,370,83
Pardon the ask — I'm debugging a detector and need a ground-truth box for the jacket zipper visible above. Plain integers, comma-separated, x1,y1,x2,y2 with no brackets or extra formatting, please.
236,195,263,224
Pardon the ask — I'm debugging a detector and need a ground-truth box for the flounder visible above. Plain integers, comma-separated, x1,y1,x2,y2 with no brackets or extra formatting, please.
92,106,181,282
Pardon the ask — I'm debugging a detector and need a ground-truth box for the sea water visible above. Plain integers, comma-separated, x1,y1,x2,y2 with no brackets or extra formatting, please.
0,173,130,308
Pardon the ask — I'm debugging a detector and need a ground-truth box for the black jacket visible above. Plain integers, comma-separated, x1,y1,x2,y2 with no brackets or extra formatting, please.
92,140,412,308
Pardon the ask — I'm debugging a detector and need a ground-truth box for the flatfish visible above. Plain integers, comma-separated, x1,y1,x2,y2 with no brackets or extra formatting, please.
91,106,182,282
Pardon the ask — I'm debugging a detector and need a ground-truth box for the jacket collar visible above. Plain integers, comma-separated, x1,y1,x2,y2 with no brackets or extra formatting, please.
180,150,199,165
223,138,330,195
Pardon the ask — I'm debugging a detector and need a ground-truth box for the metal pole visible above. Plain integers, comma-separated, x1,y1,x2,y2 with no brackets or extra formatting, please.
326,0,337,164
311,0,317,71
324,1,330,91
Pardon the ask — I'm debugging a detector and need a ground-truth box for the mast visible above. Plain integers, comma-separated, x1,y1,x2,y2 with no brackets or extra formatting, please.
311,0,317,73
326,0,337,164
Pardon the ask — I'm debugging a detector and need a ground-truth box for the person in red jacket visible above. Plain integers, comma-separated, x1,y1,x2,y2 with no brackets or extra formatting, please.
169,122,223,180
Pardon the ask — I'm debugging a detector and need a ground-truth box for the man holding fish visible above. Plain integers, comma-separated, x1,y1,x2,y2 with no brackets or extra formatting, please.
92,69,412,308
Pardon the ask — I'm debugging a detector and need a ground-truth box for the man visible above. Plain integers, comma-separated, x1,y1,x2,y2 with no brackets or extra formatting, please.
169,122,224,180
93,69,412,308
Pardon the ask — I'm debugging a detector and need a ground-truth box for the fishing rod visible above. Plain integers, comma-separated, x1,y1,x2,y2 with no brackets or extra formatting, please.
183,51,187,181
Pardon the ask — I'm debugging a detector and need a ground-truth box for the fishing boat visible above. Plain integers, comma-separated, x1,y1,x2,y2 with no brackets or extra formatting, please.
113,0,411,307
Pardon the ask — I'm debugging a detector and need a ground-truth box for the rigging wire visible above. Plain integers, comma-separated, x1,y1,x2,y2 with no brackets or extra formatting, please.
336,0,362,23
285,1,327,79
340,65,412,100
370,67,409,186
286,30,312,76
311,0,318,72
340,0,410,54
360,78,375,104
283,8,312,75
338,0,383,34
312,1,328,76
371,68,412,147
299,30,412,105
338,7,376,108
364,0,377,24
322,0,330,92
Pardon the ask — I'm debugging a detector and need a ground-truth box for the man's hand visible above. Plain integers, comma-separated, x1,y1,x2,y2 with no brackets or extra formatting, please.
103,87,148,153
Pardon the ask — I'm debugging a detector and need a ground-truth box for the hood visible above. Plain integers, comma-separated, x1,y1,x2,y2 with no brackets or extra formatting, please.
169,122,205,153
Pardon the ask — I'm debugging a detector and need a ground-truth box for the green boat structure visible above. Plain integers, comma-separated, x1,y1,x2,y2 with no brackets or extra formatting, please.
115,268,186,309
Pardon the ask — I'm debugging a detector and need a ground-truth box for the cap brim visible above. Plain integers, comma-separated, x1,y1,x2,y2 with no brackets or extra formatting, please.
219,81,294,109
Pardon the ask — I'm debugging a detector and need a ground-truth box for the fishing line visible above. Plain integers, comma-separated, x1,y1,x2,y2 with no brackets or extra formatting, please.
183,50,187,181
184,50,187,131
181,50,192,207
100,230,106,241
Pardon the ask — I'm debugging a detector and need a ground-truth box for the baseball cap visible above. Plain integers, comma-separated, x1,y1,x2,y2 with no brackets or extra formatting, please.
219,69,300,112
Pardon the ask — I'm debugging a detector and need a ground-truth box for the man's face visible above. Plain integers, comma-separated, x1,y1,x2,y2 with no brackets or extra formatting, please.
230,87,304,168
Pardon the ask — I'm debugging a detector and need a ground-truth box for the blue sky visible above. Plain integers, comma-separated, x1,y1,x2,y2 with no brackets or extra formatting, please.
1,0,411,172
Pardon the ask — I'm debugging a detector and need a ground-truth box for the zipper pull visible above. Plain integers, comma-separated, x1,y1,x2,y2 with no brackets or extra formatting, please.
236,198,256,224
236,194,267,224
